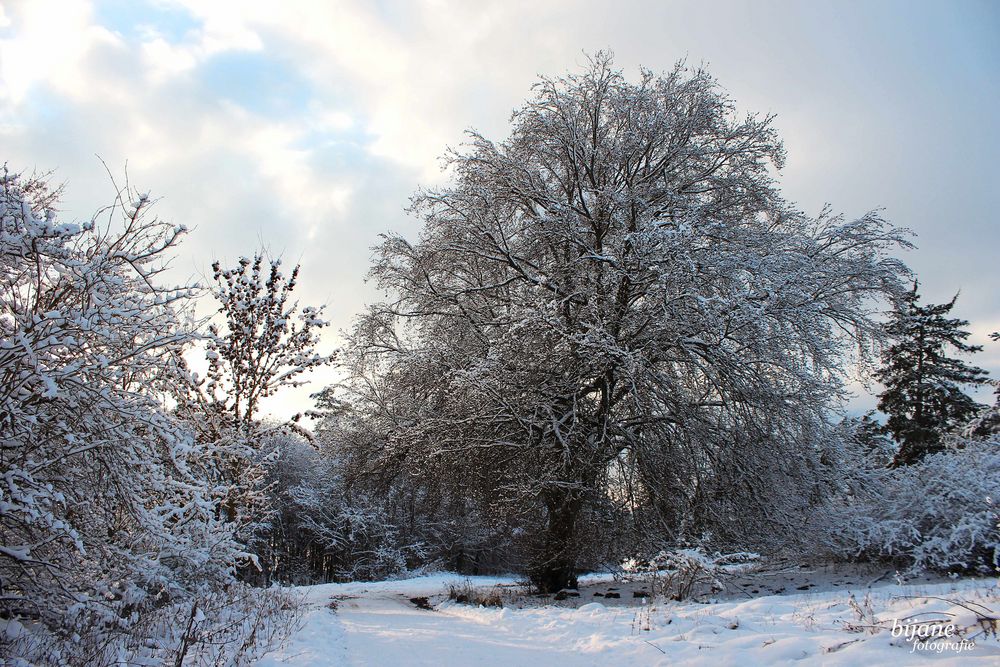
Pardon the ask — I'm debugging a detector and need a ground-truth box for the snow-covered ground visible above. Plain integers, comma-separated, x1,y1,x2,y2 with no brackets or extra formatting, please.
257,572,1000,666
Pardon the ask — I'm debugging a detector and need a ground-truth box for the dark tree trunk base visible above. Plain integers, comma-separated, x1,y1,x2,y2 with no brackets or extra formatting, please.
528,488,583,593
528,562,578,594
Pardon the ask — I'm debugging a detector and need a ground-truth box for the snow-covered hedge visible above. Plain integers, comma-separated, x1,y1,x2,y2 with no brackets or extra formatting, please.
3,584,300,666
824,437,1000,574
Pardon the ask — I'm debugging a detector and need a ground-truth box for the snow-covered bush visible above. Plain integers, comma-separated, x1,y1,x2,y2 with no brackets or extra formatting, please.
970,404,1000,438
445,580,506,607
3,584,300,666
259,430,424,584
285,467,414,581
823,437,1000,574
0,168,298,664
299,387,524,582
621,548,759,600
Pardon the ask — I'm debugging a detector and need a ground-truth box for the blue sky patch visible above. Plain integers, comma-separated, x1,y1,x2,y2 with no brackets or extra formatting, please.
199,51,315,117
94,0,200,42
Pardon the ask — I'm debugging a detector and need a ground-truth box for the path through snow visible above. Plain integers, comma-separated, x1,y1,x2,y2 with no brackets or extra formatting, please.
257,573,1000,666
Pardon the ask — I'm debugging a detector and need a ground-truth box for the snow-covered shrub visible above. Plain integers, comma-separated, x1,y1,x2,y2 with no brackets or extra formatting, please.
259,431,424,583
0,169,298,664
300,387,523,582
445,580,506,607
970,405,1000,438
823,437,1000,574
968,394,1000,438
286,471,414,581
142,585,302,666
3,584,300,666
621,548,759,600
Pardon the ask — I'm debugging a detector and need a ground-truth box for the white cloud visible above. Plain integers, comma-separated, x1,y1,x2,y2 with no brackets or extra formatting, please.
0,0,125,104
140,36,200,80
136,3,263,82
159,0,570,179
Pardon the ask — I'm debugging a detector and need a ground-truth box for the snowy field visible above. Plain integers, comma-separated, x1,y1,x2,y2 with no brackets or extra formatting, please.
257,571,1000,666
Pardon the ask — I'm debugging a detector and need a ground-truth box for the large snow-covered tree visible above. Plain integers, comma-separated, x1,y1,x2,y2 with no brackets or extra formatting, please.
340,55,912,592
876,283,988,466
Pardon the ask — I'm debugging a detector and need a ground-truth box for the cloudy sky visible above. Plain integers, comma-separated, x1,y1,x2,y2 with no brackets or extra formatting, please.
1,0,998,417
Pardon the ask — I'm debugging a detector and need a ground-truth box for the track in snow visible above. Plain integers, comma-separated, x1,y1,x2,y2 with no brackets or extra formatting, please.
256,573,1000,666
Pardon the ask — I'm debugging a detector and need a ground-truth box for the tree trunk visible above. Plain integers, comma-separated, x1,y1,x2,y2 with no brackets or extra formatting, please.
529,488,582,593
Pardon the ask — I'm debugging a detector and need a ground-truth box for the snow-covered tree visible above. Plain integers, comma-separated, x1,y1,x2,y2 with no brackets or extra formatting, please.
846,411,897,468
171,253,333,571
205,254,331,428
340,54,912,591
876,283,989,466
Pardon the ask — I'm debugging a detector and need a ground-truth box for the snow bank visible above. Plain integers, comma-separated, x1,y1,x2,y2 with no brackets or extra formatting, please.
258,574,1000,666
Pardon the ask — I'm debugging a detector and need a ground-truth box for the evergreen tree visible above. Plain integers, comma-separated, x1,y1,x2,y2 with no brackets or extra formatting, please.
877,283,988,465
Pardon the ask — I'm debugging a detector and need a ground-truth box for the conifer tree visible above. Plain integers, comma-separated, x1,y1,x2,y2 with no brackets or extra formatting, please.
876,283,988,465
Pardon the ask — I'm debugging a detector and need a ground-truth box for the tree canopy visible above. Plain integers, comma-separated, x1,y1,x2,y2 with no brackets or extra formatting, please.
339,54,912,591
